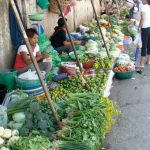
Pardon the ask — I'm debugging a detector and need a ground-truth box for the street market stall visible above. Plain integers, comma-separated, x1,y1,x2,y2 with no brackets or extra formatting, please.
0,0,137,149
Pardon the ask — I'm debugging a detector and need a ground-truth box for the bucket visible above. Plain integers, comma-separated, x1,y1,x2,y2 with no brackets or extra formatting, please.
0,84,7,104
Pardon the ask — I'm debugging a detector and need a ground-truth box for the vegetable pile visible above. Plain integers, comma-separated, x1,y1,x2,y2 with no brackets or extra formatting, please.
9,132,52,150
55,93,120,149
6,93,57,137
0,127,19,150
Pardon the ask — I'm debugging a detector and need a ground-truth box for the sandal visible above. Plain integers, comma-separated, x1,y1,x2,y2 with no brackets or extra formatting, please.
136,66,144,74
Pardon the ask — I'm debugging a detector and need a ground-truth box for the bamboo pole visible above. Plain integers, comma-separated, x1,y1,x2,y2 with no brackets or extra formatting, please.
10,0,62,129
56,0,89,89
114,0,120,15
90,0,110,58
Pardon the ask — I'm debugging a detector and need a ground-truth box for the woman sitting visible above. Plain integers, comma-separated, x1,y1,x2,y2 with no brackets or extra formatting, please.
14,28,51,74
50,18,80,54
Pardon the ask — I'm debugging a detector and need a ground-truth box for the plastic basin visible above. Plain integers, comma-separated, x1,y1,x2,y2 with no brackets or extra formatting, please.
29,13,45,21
114,71,133,80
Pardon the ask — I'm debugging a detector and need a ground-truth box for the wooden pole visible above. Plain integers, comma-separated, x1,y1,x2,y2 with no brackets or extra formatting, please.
56,0,89,89
90,0,110,58
10,0,62,129
114,0,120,15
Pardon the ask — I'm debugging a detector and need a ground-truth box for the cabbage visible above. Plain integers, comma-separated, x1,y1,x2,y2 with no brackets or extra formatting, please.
8,136,19,145
0,137,4,145
2,129,12,139
100,19,108,24
12,122,24,130
11,130,19,136
116,54,130,66
8,121,14,128
0,127,4,137
101,28,106,36
98,51,107,58
110,51,120,58
13,112,26,123
79,46,86,51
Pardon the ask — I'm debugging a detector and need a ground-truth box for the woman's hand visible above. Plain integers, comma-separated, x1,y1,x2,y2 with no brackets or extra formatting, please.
74,40,81,45
138,27,141,33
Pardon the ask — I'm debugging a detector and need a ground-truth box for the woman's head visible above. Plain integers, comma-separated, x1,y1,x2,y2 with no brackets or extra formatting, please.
57,18,67,27
142,0,148,4
26,28,38,47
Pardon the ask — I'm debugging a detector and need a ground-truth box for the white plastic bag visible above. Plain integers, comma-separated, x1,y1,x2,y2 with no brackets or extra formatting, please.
18,70,45,80
117,54,130,66
0,105,8,128
134,33,142,48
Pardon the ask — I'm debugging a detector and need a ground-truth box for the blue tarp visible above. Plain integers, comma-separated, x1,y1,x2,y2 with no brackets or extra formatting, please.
9,0,25,51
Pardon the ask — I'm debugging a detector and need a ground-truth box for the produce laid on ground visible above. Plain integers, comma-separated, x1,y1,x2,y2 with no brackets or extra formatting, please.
54,93,120,149
6,92,58,138
0,127,19,150
0,6,134,150
9,132,52,150
1,90,120,150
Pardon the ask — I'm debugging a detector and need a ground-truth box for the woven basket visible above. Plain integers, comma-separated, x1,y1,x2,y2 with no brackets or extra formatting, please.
50,0,70,14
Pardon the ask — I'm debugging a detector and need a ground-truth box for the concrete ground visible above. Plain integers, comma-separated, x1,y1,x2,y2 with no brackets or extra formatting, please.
104,67,150,150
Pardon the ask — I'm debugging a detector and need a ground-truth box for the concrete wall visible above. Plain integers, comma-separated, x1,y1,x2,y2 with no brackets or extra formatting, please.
0,0,101,69
0,0,14,69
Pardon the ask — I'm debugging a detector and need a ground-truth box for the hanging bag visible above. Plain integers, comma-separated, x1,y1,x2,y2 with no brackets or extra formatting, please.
37,0,50,9
49,0,70,14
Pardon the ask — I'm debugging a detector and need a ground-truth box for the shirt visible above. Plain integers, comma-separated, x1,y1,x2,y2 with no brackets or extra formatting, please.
14,44,40,70
50,27,67,49
141,4,150,28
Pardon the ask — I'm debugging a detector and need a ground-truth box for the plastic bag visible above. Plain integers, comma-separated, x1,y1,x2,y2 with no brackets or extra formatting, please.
0,105,8,128
134,33,142,48
116,54,130,66
128,25,138,36
49,48,61,67
38,34,51,53
18,70,46,80
60,62,77,76
2,91,28,108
